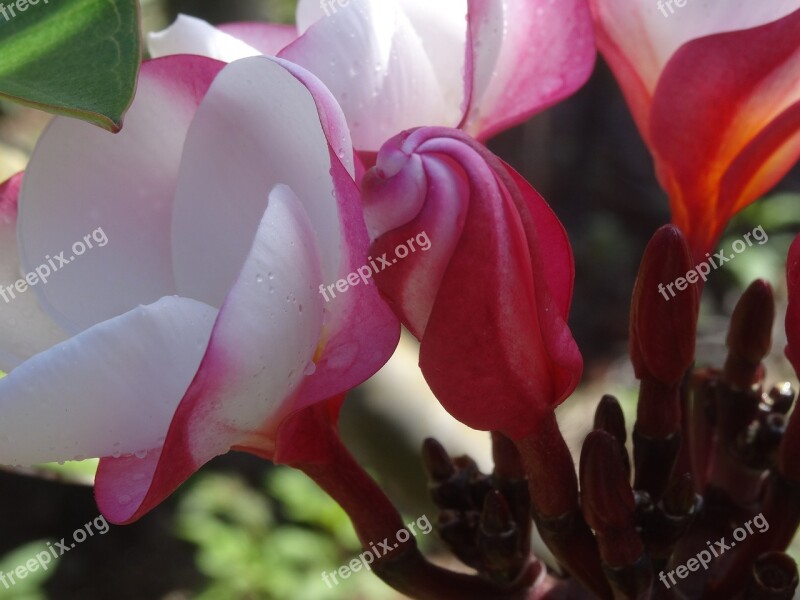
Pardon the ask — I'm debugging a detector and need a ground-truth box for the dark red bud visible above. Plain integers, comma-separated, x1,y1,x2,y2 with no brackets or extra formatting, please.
594,394,630,476
580,431,642,568
491,432,525,481
594,395,627,443
630,225,698,386
480,490,516,537
724,279,774,388
422,438,456,482
581,431,635,530
478,491,524,580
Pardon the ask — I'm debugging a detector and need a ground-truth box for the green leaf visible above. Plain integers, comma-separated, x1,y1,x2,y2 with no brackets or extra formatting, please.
0,0,141,131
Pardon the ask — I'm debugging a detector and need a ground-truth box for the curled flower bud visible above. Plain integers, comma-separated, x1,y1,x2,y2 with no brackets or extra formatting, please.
363,127,582,439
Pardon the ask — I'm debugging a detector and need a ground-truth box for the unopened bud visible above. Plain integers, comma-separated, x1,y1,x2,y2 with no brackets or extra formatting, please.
724,279,774,388
630,225,698,386
594,395,630,476
580,431,641,568
422,438,456,482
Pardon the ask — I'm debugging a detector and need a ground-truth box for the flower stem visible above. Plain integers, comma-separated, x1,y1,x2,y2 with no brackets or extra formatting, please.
514,412,612,599
287,406,536,599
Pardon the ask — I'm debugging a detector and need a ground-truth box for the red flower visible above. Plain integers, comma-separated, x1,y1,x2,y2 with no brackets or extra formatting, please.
590,1,800,256
362,127,582,439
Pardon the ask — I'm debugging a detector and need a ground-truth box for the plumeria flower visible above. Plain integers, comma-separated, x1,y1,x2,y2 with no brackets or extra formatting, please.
0,54,398,524
361,126,582,439
148,0,596,153
590,0,800,256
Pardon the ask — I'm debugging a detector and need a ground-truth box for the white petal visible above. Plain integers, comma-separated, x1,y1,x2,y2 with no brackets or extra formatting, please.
280,0,460,151
397,0,467,111
148,14,262,61
0,296,216,465
0,175,67,371
18,57,223,334
94,185,328,525
296,0,329,32
217,22,298,55
170,56,345,306
297,0,468,115
184,185,324,457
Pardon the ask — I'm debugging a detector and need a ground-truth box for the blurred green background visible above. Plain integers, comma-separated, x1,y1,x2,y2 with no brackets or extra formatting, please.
0,1,799,598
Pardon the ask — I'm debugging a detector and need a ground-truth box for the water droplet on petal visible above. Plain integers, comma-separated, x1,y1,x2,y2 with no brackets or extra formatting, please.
303,361,316,376
118,494,132,505
134,449,148,459
256,274,264,284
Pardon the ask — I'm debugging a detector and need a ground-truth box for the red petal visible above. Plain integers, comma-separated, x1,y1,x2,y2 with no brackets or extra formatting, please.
650,7,800,255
